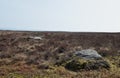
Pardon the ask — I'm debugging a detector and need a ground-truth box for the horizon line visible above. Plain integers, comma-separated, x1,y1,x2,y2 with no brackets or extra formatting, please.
0,29,120,33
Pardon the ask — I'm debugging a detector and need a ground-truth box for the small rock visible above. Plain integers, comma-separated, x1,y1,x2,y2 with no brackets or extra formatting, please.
29,36,42,40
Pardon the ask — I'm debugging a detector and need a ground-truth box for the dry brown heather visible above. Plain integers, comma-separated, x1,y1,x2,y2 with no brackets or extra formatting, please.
0,30,120,78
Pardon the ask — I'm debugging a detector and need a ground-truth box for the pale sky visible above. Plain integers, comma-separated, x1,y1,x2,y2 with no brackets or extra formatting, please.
0,0,120,32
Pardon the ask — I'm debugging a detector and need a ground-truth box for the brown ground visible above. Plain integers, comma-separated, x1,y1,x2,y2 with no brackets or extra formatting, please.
0,30,120,78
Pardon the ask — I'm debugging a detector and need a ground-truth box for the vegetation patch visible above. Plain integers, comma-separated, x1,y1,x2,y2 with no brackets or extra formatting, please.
65,59,110,71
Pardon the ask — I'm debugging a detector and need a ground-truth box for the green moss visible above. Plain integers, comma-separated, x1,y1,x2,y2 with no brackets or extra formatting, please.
65,58,111,71
5,73,25,78
65,59,89,71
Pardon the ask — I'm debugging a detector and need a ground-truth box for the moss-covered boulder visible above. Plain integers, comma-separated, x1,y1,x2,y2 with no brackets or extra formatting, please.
55,49,111,71
65,59,110,71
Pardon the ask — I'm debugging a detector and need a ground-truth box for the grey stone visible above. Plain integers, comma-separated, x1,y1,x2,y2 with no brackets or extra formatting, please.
75,49,102,60
29,36,42,40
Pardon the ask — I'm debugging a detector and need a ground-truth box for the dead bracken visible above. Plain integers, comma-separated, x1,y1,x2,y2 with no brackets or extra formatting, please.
0,31,120,78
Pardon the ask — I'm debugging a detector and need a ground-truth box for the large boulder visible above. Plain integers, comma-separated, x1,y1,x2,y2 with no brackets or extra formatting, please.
64,49,111,71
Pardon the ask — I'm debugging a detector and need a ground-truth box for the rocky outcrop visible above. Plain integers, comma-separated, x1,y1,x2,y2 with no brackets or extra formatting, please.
63,49,110,71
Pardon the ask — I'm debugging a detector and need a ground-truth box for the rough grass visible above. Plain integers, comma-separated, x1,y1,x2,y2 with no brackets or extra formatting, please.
0,31,120,78
0,54,120,78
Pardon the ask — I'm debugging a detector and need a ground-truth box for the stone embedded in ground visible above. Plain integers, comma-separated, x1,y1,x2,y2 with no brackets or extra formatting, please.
64,49,110,71
75,49,102,60
29,36,42,40
65,59,110,71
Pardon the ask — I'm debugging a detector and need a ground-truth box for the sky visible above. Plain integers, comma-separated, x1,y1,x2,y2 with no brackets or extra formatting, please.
0,0,120,32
